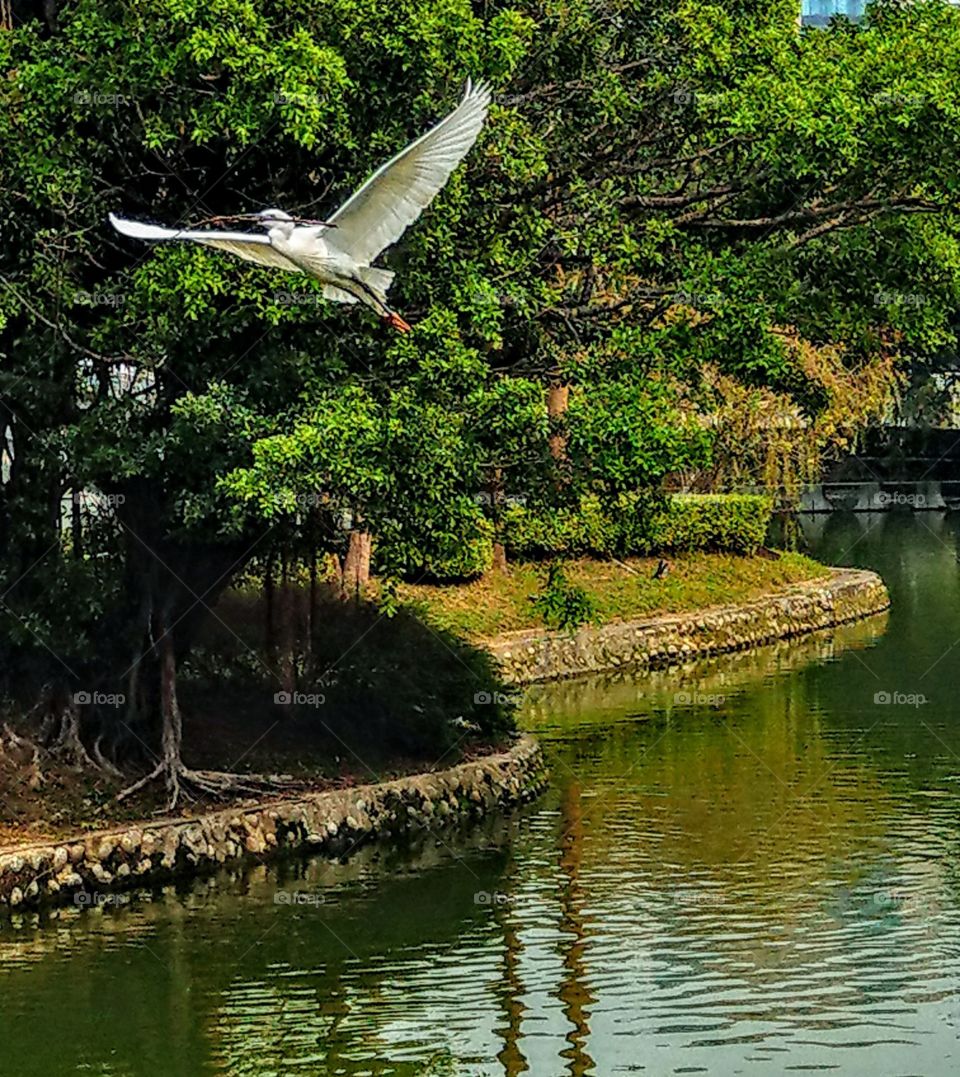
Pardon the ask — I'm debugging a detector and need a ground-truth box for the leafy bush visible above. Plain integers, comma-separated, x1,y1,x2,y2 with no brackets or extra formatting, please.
376,504,494,581
503,493,772,559
530,563,598,630
646,494,771,554
418,515,495,581
500,495,619,557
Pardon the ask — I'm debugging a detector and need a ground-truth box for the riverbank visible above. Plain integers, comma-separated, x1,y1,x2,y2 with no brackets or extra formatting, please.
481,567,889,683
0,735,546,914
0,555,889,912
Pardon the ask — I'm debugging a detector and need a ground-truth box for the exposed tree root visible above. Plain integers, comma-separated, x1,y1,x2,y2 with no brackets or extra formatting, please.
116,760,300,804
1,723,45,789
116,616,301,810
91,735,124,779
46,699,101,771
182,767,301,798
116,759,300,809
26,685,118,775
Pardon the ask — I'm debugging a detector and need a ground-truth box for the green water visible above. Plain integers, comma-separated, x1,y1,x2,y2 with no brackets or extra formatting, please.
3,512,960,1076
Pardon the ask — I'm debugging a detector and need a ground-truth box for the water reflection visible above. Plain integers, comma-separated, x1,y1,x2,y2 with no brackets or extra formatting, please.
3,515,960,1075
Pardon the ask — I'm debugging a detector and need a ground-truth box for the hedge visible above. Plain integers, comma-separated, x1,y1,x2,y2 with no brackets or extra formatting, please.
502,493,772,560
379,493,772,580
645,494,772,554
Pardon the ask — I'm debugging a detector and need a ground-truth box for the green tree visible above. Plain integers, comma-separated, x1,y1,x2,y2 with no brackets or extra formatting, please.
3,0,960,801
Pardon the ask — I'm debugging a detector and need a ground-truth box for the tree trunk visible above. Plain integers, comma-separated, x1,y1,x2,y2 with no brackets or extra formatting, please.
488,467,508,575
342,529,371,595
278,550,296,698
70,482,83,559
264,549,275,656
158,618,185,807
547,382,570,463
306,547,318,677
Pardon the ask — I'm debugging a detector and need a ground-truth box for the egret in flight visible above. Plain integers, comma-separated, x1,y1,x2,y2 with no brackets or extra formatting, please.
110,79,492,332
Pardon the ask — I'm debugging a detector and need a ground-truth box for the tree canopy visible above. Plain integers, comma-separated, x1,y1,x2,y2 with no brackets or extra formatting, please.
3,0,960,793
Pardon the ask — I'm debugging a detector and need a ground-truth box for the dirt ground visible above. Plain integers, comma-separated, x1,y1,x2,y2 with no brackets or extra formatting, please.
0,702,497,848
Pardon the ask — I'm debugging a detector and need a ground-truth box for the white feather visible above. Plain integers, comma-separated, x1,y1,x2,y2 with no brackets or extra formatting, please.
325,79,491,265
108,213,302,273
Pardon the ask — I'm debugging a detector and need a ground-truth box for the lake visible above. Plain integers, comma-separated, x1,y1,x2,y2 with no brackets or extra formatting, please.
2,512,960,1075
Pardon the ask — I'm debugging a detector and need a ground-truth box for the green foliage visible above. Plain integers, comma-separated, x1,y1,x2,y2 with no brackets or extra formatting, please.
564,378,713,500
530,563,599,631
503,493,773,560
645,494,772,554
2,0,960,757
501,495,619,558
383,510,495,582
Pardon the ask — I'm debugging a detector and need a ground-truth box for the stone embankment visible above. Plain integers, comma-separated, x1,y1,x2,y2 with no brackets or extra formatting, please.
484,568,889,684
0,735,546,914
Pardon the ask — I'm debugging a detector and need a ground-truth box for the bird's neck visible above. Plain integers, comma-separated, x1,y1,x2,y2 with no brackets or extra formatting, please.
268,224,294,242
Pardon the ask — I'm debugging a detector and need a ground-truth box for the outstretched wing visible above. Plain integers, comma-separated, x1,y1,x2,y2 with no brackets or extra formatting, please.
326,79,491,266
109,213,302,273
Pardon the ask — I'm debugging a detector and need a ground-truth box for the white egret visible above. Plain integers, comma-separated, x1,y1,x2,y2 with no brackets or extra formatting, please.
109,79,492,332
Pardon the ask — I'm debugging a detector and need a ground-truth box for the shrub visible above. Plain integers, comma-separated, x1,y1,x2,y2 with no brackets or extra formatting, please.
377,492,772,582
376,503,494,581
500,495,619,557
413,515,494,581
503,492,772,559
530,563,599,630
646,494,771,554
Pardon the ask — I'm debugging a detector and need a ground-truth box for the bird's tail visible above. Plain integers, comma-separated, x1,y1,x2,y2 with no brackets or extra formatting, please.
356,266,395,308
356,266,411,332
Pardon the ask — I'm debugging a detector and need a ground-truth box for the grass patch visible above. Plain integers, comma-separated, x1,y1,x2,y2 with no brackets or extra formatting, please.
397,551,831,640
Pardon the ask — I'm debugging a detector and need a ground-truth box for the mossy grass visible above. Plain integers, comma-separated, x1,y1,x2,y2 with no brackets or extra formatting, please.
394,551,831,640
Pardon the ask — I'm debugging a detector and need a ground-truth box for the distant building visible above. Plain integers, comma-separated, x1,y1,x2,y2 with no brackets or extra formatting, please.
801,0,867,26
